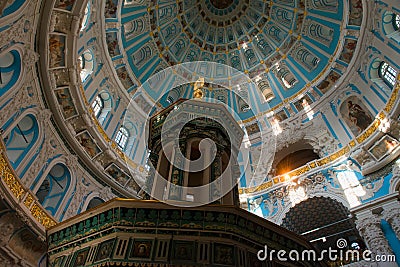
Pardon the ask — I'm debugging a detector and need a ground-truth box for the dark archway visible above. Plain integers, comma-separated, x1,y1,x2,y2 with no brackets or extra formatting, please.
86,197,105,210
282,197,365,264
275,149,319,175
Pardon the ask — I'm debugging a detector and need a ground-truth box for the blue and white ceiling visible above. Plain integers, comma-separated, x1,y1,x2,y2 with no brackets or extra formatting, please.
99,0,362,119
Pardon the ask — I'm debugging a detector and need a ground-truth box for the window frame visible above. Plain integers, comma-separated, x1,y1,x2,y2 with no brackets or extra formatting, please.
115,126,130,150
393,13,400,30
378,61,397,88
92,95,104,118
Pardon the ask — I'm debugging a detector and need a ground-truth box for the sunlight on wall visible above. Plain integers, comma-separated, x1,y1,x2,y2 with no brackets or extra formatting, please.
336,169,365,208
288,185,307,206
302,99,314,120
271,117,282,135
379,117,391,133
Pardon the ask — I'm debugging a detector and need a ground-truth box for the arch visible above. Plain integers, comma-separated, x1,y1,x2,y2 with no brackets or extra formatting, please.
4,114,39,169
86,197,104,210
389,164,400,194
35,163,71,217
369,57,394,95
339,95,374,137
80,1,91,31
310,0,337,12
274,65,298,89
132,45,152,68
81,194,105,212
123,121,138,157
79,48,95,82
0,0,29,25
275,149,320,176
257,79,275,102
115,126,130,150
92,90,112,124
378,61,397,88
0,49,22,99
293,46,320,71
273,192,350,225
280,196,364,253
271,141,321,175
382,11,400,43
304,19,333,47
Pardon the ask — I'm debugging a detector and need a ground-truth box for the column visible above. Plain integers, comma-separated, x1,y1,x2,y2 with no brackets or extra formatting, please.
355,213,396,266
382,201,400,241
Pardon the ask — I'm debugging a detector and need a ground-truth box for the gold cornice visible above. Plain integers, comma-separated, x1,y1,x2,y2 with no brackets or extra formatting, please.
0,142,57,229
241,80,400,194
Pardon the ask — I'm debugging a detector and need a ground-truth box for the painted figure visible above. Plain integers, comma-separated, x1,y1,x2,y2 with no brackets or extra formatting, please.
347,100,372,134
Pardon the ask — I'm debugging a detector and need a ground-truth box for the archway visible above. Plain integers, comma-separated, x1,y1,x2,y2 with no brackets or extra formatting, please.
272,142,320,176
282,197,365,263
86,197,104,210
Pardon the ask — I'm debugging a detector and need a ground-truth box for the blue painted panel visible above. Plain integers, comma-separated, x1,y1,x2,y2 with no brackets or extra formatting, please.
0,0,25,18
0,50,22,97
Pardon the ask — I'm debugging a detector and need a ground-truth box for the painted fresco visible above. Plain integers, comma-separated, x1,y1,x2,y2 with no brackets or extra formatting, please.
106,32,121,57
130,240,152,258
245,123,261,135
340,96,373,136
105,0,118,18
214,243,234,265
55,87,78,119
316,70,341,94
339,39,358,64
293,94,313,112
105,163,130,186
173,241,194,261
369,135,399,161
126,178,140,193
116,67,135,89
52,11,72,34
274,109,288,122
95,239,115,262
54,0,76,11
73,248,89,267
348,0,362,25
49,34,66,68
76,131,101,158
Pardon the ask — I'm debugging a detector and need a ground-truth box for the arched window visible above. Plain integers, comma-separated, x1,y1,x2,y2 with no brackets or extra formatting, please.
86,197,104,210
36,163,71,216
382,11,400,43
393,14,400,30
91,91,112,124
115,126,130,150
4,114,39,169
379,62,397,88
0,1,25,19
80,2,90,31
79,49,94,82
92,95,104,117
0,49,22,97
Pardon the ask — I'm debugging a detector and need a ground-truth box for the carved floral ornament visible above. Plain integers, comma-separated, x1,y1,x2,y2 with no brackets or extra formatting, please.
0,141,56,230
240,77,400,194
40,0,400,207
